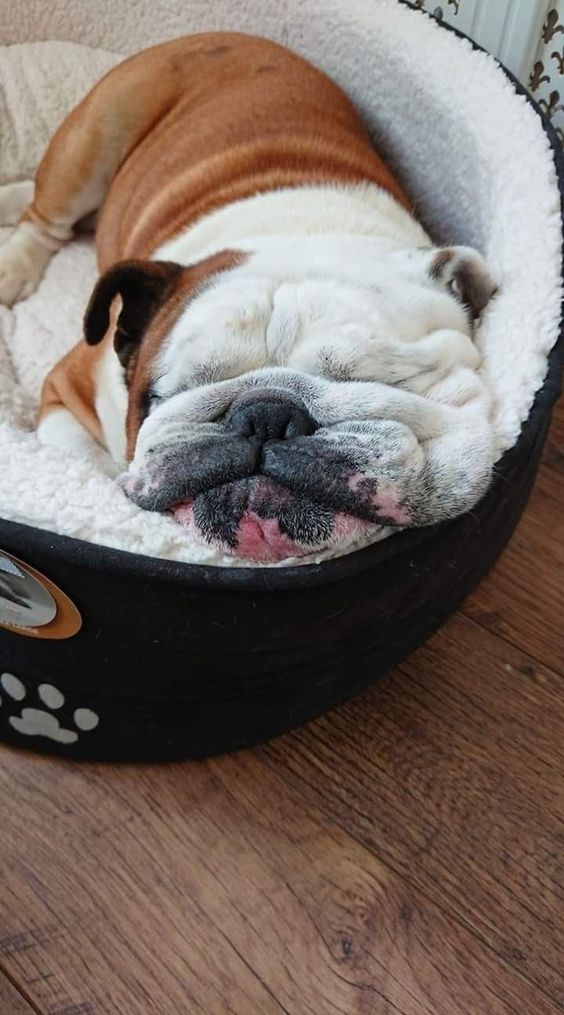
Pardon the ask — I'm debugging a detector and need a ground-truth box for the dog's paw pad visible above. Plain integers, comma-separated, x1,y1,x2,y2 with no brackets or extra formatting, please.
0,672,99,744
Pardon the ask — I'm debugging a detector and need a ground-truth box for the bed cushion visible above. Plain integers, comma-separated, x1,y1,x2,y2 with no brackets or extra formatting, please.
0,1,562,762
0,3,561,568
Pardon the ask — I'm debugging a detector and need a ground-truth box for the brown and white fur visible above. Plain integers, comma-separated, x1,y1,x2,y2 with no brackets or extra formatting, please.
0,33,497,562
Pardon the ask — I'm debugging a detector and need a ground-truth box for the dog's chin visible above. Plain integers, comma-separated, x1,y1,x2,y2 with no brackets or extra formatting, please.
168,476,380,563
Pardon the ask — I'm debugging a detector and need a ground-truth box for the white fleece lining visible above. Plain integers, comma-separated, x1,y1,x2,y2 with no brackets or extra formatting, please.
0,0,561,567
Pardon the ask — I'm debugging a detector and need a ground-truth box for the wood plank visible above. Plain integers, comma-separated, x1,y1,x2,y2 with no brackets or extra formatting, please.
463,465,564,671
261,612,564,1009
0,737,557,1015
0,969,40,1014
542,396,564,473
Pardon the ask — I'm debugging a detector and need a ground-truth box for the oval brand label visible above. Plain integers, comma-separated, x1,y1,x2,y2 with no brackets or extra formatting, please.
0,551,82,639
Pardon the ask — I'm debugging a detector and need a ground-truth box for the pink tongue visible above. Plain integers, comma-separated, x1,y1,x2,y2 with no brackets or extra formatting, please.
235,514,301,562
172,501,303,562
172,502,194,527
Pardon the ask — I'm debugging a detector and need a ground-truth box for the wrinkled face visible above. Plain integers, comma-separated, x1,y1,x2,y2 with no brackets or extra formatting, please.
86,239,496,562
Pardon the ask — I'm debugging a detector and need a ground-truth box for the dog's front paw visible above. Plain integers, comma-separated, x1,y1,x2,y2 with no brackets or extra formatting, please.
0,228,52,306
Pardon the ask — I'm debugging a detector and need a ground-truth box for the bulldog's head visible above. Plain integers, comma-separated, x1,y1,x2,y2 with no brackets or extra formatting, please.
84,239,496,562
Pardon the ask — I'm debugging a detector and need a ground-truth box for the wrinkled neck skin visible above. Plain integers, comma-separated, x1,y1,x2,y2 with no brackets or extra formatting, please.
103,183,495,563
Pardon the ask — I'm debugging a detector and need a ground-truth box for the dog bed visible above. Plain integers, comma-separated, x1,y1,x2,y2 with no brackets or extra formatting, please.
0,0,562,760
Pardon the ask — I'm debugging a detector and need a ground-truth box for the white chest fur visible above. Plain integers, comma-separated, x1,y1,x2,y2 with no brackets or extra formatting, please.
153,183,429,267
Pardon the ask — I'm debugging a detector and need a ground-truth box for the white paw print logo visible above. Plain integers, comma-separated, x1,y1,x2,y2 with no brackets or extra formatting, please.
0,672,99,744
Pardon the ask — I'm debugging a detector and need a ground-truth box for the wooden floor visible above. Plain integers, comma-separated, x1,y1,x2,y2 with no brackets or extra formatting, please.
1,400,563,1015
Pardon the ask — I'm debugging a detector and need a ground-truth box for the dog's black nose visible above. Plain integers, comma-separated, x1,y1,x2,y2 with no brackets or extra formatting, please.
225,392,317,443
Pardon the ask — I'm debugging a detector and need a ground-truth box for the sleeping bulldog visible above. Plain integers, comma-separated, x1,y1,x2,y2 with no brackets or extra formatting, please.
0,33,497,562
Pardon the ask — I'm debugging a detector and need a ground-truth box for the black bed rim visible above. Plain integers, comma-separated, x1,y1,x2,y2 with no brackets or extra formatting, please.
1,4,562,594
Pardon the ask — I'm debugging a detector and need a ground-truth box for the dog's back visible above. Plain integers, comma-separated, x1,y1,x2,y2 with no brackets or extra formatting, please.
95,32,410,267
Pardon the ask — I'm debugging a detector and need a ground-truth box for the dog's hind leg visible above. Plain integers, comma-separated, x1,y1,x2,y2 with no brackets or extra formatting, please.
0,45,185,306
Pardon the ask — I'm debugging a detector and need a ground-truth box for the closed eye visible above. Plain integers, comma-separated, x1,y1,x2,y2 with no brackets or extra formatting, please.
147,390,164,411
143,384,194,416
139,388,167,424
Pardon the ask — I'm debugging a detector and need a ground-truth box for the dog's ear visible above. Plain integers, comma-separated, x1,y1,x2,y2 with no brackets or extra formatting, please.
430,246,497,318
84,260,183,369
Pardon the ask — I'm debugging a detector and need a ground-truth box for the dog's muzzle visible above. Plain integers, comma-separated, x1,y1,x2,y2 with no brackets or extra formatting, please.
121,385,414,562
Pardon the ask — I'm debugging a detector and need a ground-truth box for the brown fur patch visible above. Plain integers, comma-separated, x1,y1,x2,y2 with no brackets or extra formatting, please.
39,250,246,454
40,343,104,444
125,249,246,458
93,33,412,268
